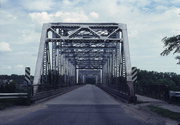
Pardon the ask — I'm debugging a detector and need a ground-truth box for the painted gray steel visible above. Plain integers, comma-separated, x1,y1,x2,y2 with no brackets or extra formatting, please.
33,23,135,98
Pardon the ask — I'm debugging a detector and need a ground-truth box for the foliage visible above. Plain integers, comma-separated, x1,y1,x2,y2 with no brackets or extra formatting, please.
0,74,25,84
0,81,16,92
0,74,33,92
136,69,180,91
161,35,180,64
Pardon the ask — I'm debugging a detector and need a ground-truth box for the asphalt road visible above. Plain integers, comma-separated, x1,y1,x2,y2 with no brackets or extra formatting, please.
4,84,152,125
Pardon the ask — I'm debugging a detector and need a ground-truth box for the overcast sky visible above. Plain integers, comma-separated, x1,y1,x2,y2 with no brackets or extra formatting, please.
0,0,180,75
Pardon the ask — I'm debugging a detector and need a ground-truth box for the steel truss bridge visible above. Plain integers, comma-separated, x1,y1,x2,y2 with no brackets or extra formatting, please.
33,23,136,102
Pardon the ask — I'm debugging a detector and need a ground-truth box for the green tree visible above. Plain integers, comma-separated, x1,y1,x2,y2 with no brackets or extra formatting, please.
161,35,180,64
136,69,180,90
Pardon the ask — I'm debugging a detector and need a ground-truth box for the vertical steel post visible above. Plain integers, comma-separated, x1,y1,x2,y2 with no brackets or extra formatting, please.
121,24,135,100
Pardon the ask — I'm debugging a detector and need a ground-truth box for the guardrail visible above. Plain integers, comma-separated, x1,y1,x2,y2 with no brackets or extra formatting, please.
169,91,180,98
169,91,180,104
0,93,28,99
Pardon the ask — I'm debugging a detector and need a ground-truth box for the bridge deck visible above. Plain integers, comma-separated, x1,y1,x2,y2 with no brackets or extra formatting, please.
4,85,151,125
46,84,119,105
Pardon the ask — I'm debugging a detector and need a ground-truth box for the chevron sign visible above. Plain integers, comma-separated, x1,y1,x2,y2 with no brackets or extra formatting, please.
25,67,31,84
132,67,137,83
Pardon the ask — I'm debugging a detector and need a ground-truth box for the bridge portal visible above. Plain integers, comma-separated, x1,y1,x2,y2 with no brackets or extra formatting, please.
33,23,135,102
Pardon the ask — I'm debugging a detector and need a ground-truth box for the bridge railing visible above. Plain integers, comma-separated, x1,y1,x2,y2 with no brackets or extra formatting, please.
97,76,134,102
28,84,81,102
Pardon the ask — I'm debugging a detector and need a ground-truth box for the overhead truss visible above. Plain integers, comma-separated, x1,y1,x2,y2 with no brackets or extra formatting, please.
33,23,134,98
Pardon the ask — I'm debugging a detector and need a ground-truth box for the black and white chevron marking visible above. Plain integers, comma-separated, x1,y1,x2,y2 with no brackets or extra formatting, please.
132,67,137,82
25,67,31,84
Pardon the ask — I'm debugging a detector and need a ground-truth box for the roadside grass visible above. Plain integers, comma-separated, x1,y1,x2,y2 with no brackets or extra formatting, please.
0,103,13,110
0,99,26,110
0,99,17,110
148,105,180,121
169,98,180,106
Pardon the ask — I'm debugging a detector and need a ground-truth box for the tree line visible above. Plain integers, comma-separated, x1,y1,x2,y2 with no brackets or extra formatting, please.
0,74,33,92
136,69,180,91
0,70,179,92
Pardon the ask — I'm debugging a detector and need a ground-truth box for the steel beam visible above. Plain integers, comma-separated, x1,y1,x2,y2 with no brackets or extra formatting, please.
33,22,135,102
